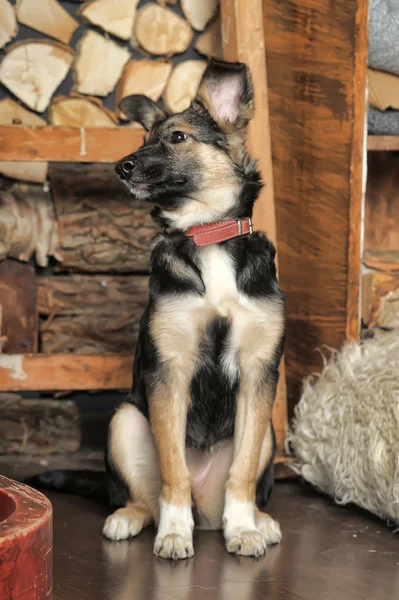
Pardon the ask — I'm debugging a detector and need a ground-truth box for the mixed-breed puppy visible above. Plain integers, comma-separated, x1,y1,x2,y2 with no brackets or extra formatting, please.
37,60,285,560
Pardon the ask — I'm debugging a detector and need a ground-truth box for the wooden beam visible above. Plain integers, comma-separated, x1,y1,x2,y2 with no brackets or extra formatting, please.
263,0,368,407
0,354,133,392
221,0,287,450
0,126,145,163
346,0,368,341
368,136,399,151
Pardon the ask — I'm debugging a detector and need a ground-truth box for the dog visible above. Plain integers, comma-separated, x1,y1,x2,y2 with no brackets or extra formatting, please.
102,59,285,560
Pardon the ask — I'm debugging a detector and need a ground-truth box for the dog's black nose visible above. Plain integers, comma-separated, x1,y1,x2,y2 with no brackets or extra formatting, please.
121,158,137,175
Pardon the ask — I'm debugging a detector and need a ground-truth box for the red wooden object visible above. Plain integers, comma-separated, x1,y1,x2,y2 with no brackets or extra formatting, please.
0,476,52,600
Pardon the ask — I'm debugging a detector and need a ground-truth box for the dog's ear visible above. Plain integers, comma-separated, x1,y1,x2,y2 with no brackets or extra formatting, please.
119,95,166,131
195,60,254,129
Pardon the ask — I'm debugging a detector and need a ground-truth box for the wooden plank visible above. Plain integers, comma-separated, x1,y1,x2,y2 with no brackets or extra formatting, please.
363,250,399,272
0,126,145,163
346,0,367,340
365,152,399,254
221,0,288,450
263,0,367,407
368,136,399,151
0,261,38,353
0,354,133,392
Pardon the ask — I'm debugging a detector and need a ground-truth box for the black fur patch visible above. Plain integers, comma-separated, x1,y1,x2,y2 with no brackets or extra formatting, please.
187,317,239,450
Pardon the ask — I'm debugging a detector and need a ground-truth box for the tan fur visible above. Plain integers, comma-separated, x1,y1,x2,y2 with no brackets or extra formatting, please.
161,140,240,230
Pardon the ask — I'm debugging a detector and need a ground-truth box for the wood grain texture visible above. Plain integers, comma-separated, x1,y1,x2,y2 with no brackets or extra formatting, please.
346,0,367,340
0,394,80,455
0,354,133,392
368,136,399,151
38,275,148,354
263,0,367,407
0,261,37,353
221,0,288,450
49,164,156,273
0,126,145,163
365,152,399,253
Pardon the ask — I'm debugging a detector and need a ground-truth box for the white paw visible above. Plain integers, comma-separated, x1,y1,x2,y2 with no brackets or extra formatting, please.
225,528,266,557
256,514,282,546
154,533,194,560
102,514,143,541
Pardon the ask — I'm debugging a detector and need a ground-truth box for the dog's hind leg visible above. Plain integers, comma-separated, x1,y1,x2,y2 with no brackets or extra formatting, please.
103,403,161,541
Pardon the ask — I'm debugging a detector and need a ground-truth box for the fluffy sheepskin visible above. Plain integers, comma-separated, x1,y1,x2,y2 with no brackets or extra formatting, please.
288,330,399,524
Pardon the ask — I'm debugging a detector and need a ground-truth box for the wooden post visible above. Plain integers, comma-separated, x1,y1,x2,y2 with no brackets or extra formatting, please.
221,0,288,456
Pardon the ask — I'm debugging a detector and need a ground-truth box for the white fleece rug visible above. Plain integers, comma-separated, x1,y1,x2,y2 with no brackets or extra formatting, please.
288,330,399,524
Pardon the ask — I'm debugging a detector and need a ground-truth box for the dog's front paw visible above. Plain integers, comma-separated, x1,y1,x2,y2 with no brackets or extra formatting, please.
255,513,282,546
154,533,194,560
103,513,142,541
225,528,266,557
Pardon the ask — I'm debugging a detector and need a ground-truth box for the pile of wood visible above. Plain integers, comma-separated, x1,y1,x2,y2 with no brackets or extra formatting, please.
0,1,223,177
0,1,223,355
0,165,154,356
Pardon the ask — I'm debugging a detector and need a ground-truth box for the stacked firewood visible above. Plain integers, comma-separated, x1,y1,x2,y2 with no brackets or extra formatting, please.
0,1,221,178
0,1,222,357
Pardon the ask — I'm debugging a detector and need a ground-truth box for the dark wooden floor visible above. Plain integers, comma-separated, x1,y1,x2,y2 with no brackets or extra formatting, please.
47,482,399,600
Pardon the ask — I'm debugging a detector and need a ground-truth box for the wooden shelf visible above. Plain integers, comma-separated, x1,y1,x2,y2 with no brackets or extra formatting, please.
363,250,399,272
0,126,145,163
368,136,399,151
0,354,133,391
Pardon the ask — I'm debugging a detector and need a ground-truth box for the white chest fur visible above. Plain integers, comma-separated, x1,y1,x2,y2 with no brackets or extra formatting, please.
197,245,240,314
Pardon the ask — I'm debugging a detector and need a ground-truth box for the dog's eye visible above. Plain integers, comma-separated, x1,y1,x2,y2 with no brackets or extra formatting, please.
170,131,187,144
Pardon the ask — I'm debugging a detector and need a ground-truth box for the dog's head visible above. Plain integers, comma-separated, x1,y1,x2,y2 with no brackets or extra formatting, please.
116,60,262,230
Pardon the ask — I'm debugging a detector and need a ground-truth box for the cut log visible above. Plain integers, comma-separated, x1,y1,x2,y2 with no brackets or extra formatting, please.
38,275,148,354
181,0,218,31
0,99,48,183
0,40,74,112
195,16,222,59
135,4,193,56
74,30,130,97
0,261,37,354
164,60,207,113
16,0,78,44
0,0,17,50
116,59,172,120
49,164,156,273
49,94,118,127
0,394,80,455
0,181,59,267
78,0,139,41
362,271,399,330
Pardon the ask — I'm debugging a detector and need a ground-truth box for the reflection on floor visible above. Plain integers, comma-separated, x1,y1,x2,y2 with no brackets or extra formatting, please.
48,482,399,600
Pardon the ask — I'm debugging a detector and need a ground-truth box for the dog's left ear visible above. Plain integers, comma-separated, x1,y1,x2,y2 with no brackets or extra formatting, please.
119,95,166,131
195,60,254,129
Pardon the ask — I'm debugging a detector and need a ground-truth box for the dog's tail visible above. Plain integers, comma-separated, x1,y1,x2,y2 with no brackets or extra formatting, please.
25,470,108,504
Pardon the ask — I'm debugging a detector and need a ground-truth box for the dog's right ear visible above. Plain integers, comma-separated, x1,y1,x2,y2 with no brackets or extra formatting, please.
119,95,166,131
195,60,254,130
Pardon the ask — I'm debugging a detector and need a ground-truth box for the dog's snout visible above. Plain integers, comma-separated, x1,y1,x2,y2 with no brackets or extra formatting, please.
121,158,137,175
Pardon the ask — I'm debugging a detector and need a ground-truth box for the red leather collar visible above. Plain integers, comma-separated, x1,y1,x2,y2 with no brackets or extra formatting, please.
184,217,253,247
